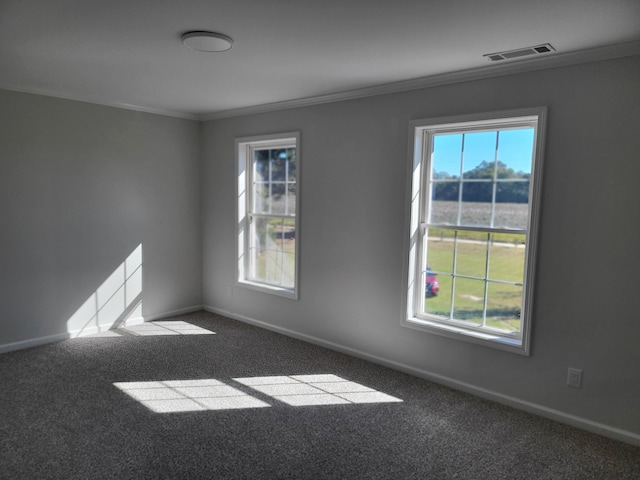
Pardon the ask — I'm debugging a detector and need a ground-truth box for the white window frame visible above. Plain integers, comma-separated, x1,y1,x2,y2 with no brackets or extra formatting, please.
404,108,546,354
236,132,300,299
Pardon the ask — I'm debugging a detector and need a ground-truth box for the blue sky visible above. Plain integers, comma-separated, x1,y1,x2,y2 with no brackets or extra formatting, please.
432,128,534,177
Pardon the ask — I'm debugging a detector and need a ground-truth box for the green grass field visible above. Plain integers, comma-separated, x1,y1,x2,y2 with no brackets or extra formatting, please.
425,235,524,333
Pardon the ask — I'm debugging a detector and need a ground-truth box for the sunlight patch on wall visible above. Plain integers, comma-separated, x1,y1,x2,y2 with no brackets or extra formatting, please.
114,379,270,413
234,374,403,406
67,244,143,338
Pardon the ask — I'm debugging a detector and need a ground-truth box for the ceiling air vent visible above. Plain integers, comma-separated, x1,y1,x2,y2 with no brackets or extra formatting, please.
484,43,555,62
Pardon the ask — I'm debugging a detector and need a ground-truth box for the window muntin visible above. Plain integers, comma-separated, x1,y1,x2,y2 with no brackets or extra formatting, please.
406,110,545,353
237,133,300,298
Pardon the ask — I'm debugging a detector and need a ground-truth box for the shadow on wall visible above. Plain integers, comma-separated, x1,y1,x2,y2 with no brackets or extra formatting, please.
66,244,143,337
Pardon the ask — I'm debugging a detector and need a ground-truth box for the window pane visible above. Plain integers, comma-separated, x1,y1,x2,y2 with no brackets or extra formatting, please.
282,218,296,253
496,180,529,203
253,254,267,283
282,253,295,288
432,134,462,178
424,271,450,318
493,197,529,229
425,231,454,275
455,236,488,279
461,180,492,203
265,219,284,285
287,183,296,215
430,191,459,224
254,150,270,181
280,216,296,287
496,129,533,176
249,217,297,288
432,180,459,202
488,234,526,283
253,182,269,214
270,183,287,214
250,217,269,283
496,163,527,180
461,133,496,225
459,203,492,227
486,282,522,333
462,132,497,178
423,232,451,317
265,249,283,284
452,277,485,326
286,149,296,181
271,149,287,181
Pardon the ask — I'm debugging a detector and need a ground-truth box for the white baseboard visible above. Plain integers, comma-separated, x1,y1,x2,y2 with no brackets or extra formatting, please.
143,305,203,322
203,304,640,448
0,305,204,353
0,332,70,354
67,316,145,339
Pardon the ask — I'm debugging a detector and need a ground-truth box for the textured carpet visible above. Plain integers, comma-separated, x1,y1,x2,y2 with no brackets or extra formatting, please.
1,311,638,479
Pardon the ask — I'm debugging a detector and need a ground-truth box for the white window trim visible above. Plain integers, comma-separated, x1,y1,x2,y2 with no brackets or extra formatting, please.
236,132,301,300
403,107,546,355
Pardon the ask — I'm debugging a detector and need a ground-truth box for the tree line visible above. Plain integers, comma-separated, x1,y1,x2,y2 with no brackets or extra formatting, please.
433,160,529,203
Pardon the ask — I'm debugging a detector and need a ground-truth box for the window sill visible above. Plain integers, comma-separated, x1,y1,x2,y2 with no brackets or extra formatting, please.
403,316,529,355
237,280,298,300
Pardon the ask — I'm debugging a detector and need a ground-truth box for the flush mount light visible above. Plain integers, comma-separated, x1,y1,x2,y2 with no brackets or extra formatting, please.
182,31,233,52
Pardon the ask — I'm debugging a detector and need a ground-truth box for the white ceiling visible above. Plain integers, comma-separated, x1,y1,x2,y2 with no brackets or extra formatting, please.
1,0,639,119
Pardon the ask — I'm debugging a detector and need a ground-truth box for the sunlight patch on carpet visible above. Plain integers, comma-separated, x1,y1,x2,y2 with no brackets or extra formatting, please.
114,379,268,412
88,321,215,337
233,374,403,406
115,374,401,413
122,321,215,336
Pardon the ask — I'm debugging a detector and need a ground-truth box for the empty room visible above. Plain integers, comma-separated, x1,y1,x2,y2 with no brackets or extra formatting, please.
1,1,639,478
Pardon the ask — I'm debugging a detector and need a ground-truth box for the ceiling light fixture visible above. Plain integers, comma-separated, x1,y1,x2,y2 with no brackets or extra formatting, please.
182,31,233,52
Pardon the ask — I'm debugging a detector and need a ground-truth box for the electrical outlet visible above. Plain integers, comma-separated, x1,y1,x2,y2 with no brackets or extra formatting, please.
227,286,233,297
567,367,582,388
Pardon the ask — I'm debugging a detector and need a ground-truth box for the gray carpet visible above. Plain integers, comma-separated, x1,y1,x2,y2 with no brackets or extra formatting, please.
1,311,638,479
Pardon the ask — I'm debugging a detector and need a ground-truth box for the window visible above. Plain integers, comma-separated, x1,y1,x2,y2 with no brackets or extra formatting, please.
237,133,300,298
405,109,545,354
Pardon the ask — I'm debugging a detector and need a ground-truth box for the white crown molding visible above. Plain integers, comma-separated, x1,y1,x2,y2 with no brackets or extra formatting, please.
0,83,200,121
2,41,638,122
202,40,640,121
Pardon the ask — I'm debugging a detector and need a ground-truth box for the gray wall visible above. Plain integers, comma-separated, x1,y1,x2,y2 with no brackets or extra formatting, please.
0,90,202,346
1,55,638,442
202,55,640,438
